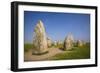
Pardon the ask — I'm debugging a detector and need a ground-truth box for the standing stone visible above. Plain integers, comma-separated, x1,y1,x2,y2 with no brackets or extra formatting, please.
77,40,83,47
32,20,48,55
64,34,74,50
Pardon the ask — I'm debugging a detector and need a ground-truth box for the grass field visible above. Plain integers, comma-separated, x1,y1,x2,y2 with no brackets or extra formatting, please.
24,43,90,60
49,43,90,60
24,44,33,52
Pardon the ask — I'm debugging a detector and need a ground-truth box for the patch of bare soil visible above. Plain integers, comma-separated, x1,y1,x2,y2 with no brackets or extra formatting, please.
24,47,64,61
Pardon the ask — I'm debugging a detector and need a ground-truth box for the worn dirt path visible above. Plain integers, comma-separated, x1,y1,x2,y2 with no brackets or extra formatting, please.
24,47,64,61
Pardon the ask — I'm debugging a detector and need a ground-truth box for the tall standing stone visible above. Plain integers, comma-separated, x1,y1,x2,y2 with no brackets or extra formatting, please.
32,20,48,55
64,34,74,50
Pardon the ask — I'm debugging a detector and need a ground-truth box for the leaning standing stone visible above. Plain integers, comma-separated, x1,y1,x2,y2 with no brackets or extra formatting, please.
32,20,48,55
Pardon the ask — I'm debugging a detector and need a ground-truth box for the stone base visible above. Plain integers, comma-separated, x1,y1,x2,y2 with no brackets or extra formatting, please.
32,51,48,55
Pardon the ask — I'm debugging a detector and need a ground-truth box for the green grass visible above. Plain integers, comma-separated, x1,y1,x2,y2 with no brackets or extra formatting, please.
24,43,90,60
24,44,33,52
50,44,90,60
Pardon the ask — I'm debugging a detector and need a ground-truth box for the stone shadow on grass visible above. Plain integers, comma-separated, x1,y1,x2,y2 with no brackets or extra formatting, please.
32,51,49,55
59,47,76,51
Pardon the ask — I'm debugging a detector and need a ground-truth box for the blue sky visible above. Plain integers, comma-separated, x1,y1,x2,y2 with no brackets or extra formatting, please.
24,11,90,44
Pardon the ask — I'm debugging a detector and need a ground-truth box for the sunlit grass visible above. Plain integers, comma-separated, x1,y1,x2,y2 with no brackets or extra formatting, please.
24,43,90,60
24,44,33,52
50,43,90,60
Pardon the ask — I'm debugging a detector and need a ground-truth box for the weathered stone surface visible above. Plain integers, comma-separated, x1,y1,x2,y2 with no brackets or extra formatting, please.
64,34,74,50
32,20,48,55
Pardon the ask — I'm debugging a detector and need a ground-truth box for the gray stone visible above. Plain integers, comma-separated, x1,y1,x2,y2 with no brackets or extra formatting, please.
64,34,74,50
32,20,48,55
